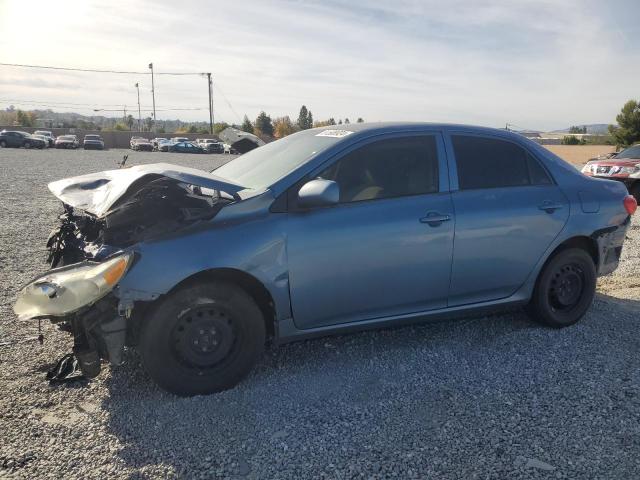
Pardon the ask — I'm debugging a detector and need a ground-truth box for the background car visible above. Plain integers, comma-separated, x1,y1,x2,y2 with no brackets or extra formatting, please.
131,138,153,151
83,134,105,150
156,139,173,152
55,135,79,149
170,137,189,143
34,130,56,147
31,134,50,148
151,137,168,150
0,130,46,149
167,141,205,153
582,143,640,201
197,138,225,153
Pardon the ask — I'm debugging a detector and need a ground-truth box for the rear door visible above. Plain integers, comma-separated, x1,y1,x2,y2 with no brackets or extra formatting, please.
446,133,569,306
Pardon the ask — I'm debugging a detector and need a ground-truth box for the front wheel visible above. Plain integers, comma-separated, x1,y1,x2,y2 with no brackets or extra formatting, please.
526,248,596,328
23,141,31,149
0,140,6,148
139,281,266,396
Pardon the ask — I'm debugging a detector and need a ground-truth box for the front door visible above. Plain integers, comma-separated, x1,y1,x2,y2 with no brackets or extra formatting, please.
286,134,455,329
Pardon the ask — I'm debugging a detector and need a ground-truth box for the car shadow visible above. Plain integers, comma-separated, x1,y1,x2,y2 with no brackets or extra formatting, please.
101,292,640,477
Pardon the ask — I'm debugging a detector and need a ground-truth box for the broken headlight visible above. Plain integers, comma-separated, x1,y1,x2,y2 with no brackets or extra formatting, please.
13,253,133,320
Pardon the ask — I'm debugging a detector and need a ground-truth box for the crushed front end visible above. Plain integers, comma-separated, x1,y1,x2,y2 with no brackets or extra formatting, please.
14,163,242,381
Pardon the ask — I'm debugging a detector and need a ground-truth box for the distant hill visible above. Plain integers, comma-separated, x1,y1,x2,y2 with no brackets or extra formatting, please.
552,124,610,135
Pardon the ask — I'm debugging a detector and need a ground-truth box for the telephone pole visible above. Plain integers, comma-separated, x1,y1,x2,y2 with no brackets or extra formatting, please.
148,62,156,132
206,73,213,134
135,82,141,131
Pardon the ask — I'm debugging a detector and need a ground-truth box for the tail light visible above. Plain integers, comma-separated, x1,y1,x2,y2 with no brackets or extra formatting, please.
624,195,637,215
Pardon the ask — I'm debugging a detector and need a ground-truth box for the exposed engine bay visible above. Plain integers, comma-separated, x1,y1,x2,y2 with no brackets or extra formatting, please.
47,177,231,267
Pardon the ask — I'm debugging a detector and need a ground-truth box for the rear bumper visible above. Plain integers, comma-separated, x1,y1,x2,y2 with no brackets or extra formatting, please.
593,216,631,276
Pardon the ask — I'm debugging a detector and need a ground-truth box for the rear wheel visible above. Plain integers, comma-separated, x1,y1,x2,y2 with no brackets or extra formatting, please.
139,281,266,396
526,248,596,328
0,140,6,148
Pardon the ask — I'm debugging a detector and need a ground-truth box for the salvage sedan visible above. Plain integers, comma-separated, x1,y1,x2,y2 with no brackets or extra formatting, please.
14,123,636,396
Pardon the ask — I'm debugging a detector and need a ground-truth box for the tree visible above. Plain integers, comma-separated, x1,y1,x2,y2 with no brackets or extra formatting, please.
144,117,154,132
241,115,254,134
357,117,364,123
113,123,128,131
344,118,350,124
187,124,199,133
214,122,230,134
569,125,586,134
562,135,585,145
254,111,274,137
297,105,313,130
609,100,640,147
273,116,296,138
16,109,36,127
126,114,135,131
338,119,343,125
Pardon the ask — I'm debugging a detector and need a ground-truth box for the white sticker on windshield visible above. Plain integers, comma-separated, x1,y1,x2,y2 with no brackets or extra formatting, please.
315,129,354,138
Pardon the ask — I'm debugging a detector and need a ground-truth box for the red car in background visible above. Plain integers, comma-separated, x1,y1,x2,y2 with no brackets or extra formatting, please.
582,144,640,201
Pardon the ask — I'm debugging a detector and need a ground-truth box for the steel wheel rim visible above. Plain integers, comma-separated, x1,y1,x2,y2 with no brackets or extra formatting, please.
549,263,585,312
170,305,240,373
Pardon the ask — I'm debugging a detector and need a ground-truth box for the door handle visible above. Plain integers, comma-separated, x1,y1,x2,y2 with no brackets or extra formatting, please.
420,212,451,226
537,201,564,213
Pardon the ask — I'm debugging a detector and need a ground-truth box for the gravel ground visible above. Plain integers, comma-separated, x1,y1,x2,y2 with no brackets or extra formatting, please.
1,148,639,479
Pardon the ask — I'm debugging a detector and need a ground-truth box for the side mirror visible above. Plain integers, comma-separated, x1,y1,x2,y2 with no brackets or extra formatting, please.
297,179,339,209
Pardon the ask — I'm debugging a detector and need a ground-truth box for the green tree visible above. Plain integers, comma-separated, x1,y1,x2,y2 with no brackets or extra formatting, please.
297,105,313,130
187,124,199,133
113,123,128,131
357,117,364,123
609,100,640,147
126,114,135,130
254,111,274,137
144,117,154,132
344,118,350,124
562,135,585,145
569,125,586,134
241,115,254,133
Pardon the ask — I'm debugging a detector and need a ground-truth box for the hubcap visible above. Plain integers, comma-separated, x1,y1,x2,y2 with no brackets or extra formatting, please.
171,306,237,370
549,263,584,311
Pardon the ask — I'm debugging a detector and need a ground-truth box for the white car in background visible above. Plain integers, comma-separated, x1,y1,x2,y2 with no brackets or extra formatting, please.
34,130,55,147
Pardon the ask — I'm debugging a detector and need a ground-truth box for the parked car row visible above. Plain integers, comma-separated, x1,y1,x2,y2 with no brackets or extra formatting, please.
136,136,235,154
0,130,107,150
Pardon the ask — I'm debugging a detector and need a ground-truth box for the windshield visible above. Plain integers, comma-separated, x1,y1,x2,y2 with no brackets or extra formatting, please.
85,135,100,140
213,129,351,189
616,145,640,159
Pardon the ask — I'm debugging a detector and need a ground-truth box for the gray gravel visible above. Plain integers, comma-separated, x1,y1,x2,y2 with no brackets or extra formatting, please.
1,148,639,479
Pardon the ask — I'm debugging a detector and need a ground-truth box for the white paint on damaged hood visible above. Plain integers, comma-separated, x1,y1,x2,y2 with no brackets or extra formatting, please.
47,163,246,217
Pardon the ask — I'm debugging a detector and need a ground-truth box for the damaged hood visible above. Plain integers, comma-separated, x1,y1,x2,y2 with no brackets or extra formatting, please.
48,163,246,217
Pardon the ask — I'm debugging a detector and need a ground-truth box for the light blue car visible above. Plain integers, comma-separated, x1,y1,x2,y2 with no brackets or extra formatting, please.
14,123,637,395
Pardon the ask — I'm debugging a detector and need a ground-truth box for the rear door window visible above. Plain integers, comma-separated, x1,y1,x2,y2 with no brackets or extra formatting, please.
452,135,551,190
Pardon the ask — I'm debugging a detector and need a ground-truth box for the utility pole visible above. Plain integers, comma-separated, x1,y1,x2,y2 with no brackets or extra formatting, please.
148,62,156,132
207,73,214,134
135,82,142,132
123,105,127,124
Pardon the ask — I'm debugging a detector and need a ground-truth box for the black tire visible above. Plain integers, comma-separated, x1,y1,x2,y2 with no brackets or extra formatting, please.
139,281,266,396
0,140,6,148
630,183,640,204
23,141,31,149
526,248,596,328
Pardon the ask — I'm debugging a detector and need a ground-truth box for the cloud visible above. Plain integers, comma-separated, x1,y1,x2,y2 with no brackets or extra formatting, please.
0,0,638,129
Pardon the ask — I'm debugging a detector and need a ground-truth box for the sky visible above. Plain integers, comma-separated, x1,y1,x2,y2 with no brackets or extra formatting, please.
0,0,638,131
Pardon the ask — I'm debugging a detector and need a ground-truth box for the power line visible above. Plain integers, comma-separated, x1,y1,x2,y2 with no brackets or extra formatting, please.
0,98,206,111
0,62,204,76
